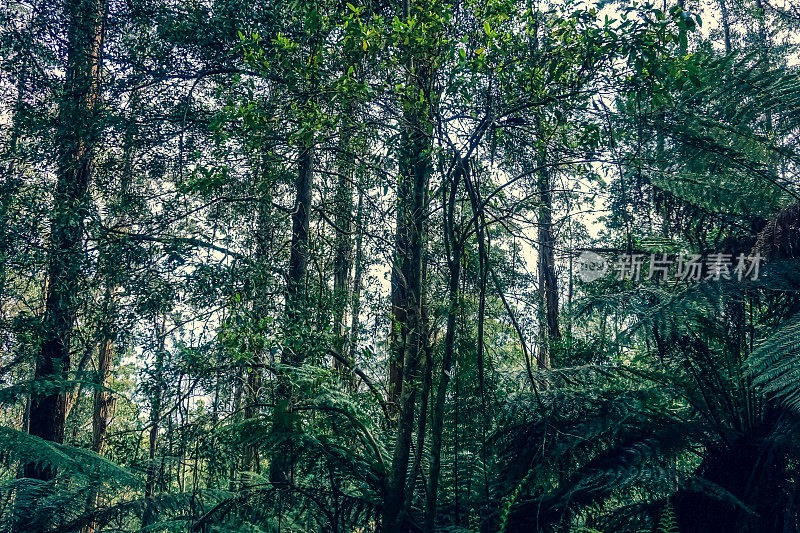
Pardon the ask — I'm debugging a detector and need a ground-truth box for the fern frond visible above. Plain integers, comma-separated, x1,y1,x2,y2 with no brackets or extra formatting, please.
657,500,679,533
0,426,138,485
746,311,800,411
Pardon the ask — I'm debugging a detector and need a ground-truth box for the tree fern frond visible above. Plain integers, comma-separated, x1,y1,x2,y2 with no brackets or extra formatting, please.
746,311,800,411
0,426,138,485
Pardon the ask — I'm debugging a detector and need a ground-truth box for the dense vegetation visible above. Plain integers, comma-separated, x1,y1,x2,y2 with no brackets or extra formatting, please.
1,0,799,531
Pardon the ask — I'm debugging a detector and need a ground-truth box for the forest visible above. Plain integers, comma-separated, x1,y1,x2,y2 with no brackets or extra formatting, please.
1,0,800,531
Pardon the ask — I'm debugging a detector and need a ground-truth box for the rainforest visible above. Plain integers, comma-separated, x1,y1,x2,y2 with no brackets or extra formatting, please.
1,0,800,531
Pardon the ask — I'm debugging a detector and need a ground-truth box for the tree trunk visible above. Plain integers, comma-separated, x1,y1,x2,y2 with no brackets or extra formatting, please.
332,103,356,375
26,0,107,481
270,140,314,484
426,163,463,531
83,290,117,533
383,47,433,530
536,149,560,369
464,155,492,529
243,171,274,475
403,259,432,520
718,0,732,54
143,319,166,528
347,187,366,388
389,154,411,410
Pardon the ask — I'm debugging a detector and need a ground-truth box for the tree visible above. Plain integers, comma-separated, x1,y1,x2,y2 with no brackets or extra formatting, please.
27,0,107,479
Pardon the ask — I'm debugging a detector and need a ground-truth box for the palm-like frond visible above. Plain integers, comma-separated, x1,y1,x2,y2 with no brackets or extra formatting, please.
747,311,800,411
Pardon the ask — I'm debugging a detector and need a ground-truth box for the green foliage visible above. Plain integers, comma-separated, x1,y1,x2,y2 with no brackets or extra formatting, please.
747,311,800,411
657,500,679,533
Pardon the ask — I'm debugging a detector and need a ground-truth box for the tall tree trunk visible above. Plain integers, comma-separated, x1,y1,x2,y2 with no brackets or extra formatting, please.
426,163,463,531
718,0,732,54
26,0,107,481
269,2,321,486
403,256,432,520
389,156,410,410
332,103,356,375
464,157,492,529
753,0,773,133
347,190,364,394
243,169,274,475
270,139,314,484
536,148,560,369
383,35,433,529
90,343,115,456
229,368,244,490
347,188,365,375
82,290,116,532
142,319,166,528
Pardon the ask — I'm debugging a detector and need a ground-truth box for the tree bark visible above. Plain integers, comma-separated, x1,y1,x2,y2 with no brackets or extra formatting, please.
426,163,463,531
718,0,732,54
243,169,274,475
383,33,433,525
270,139,314,484
332,103,356,376
536,148,560,370
142,319,166,528
83,289,116,533
347,188,365,375
26,0,107,480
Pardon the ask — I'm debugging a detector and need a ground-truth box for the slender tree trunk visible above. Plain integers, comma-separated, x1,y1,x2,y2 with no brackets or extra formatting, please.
242,367,261,473
426,164,463,531
243,172,273,475
230,368,243,490
332,103,356,375
383,39,434,529
26,0,107,481
389,157,411,410
753,0,773,134
464,161,488,394
464,158,492,530
288,140,314,341
403,258,432,519
718,0,732,54
270,139,314,484
143,319,166,528
83,289,117,533
348,187,365,384
536,148,560,369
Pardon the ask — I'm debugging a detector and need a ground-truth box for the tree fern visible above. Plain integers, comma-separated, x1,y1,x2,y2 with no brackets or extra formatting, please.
746,311,800,411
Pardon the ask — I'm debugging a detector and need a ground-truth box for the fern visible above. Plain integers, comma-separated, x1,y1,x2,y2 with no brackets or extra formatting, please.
0,427,137,485
657,500,679,533
746,311,800,411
